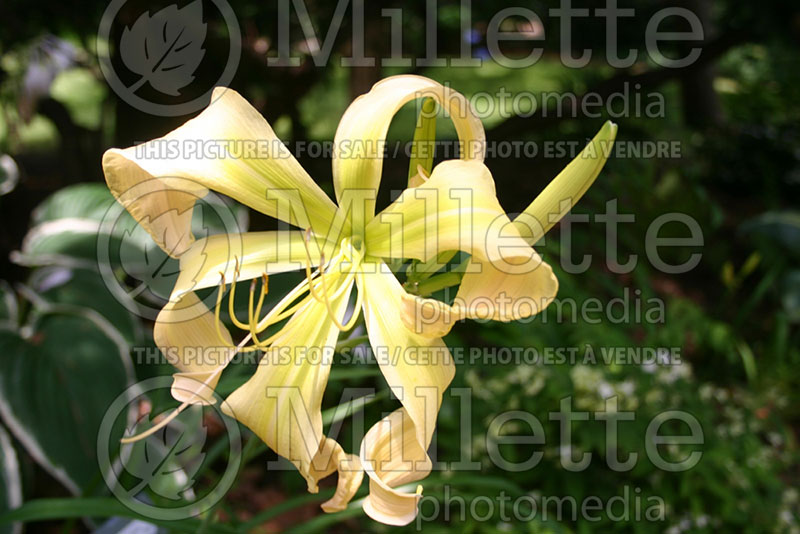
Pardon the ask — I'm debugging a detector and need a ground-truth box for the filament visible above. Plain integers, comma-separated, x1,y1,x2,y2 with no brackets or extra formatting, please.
124,234,368,445
226,257,250,331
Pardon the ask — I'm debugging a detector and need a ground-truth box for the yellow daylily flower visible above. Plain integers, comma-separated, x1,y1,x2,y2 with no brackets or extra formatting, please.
102,75,616,525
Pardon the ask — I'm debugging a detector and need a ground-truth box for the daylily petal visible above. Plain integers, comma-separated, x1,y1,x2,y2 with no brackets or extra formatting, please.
360,409,432,526
154,292,234,405
333,75,485,227
309,437,364,513
102,87,338,257
365,160,536,266
514,121,618,244
400,253,559,337
221,272,357,505
397,122,617,337
359,261,454,524
173,230,337,299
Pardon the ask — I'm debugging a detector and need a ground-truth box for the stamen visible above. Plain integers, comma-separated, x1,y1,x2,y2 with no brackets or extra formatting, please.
317,254,364,332
124,232,371,446
252,273,318,335
302,229,325,303
248,299,309,349
214,272,233,348
227,257,250,330
248,278,257,327
247,274,281,349
302,228,366,332
121,329,255,444
341,270,365,331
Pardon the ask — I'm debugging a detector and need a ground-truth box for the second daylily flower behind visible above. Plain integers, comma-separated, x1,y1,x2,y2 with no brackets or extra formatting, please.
102,75,616,525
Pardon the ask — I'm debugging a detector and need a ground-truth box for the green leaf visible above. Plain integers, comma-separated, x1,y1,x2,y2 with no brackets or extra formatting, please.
0,310,134,494
118,226,182,300
0,155,19,197
16,183,248,276
284,505,363,534
32,183,117,225
124,407,206,501
239,490,337,529
514,120,618,243
0,425,22,534
0,282,18,328
741,211,800,257
0,498,236,534
780,269,800,322
15,183,149,268
322,390,387,426
50,68,107,130
12,218,110,269
28,267,142,343
408,97,437,183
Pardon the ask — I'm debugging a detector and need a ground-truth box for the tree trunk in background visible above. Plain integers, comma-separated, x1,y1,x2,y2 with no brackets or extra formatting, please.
348,6,383,99
681,0,724,129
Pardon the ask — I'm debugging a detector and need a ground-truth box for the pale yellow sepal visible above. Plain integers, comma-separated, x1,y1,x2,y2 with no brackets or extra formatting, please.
360,409,432,526
309,437,364,513
222,272,355,503
514,121,618,244
154,292,234,405
102,87,338,257
173,230,336,298
365,160,535,266
333,75,485,226
401,253,559,337
358,261,453,524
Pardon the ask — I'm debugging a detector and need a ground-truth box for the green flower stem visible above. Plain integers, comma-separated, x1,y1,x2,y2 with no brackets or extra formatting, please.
406,250,459,282
409,271,464,297
407,97,437,182
335,334,369,352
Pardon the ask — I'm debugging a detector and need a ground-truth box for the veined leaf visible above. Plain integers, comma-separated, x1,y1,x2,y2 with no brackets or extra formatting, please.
0,310,134,494
0,425,22,534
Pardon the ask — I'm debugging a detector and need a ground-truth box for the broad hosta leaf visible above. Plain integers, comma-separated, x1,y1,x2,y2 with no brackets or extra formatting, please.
0,498,234,534
31,183,117,225
15,183,247,270
28,267,143,343
0,155,19,197
0,282,18,328
0,425,22,534
741,211,800,257
0,311,134,494
781,270,800,322
14,183,145,268
120,0,207,96
14,218,112,269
